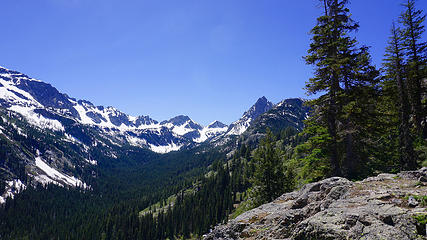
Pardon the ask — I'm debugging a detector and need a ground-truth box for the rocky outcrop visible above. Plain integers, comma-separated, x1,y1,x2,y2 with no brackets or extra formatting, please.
204,169,427,240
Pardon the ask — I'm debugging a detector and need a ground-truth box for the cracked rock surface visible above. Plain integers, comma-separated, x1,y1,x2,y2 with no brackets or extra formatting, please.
204,169,427,240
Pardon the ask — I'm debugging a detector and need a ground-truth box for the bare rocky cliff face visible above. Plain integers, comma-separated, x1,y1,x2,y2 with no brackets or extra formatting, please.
204,169,427,240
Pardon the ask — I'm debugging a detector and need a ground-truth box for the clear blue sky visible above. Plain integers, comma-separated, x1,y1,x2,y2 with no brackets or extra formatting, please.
0,0,425,125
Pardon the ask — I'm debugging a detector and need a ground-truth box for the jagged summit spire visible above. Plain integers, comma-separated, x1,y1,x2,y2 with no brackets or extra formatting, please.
250,96,273,116
225,96,273,136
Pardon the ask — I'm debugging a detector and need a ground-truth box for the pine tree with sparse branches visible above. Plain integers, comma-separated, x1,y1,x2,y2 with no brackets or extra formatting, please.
383,22,417,170
399,0,427,137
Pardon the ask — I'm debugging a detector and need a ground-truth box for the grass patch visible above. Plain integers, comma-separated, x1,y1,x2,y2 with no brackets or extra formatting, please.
139,182,201,217
405,195,427,207
414,214,427,225
413,214,427,236
250,226,270,233
230,196,256,219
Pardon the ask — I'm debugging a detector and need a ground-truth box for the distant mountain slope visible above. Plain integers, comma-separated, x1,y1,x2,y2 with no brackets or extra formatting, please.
244,98,309,136
211,97,310,149
0,107,97,203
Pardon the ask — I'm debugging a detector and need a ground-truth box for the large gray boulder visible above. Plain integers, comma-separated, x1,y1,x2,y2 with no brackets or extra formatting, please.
204,169,427,240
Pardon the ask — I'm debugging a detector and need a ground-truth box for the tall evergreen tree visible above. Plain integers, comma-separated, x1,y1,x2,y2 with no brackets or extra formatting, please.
304,0,353,176
303,0,380,178
399,0,426,137
383,22,417,170
251,129,285,203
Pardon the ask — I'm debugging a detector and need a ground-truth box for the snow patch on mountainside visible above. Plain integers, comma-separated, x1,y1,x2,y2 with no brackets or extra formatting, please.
34,157,88,188
149,142,182,154
126,135,148,147
195,121,228,143
168,122,197,136
9,105,65,131
85,158,97,165
64,133,85,145
226,118,252,136
0,179,26,204
0,78,41,107
73,104,96,125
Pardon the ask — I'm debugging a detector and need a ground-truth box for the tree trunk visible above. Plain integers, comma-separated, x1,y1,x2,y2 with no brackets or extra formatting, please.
329,73,342,177
396,70,417,170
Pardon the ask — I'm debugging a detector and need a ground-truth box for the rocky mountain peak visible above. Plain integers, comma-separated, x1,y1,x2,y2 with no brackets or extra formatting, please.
225,96,274,136
241,98,310,141
244,96,273,120
161,115,192,126
135,115,158,126
207,120,227,129
0,66,33,81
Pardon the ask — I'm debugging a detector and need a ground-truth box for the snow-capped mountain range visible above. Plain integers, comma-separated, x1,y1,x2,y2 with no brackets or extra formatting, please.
0,66,232,153
0,66,305,154
0,65,310,203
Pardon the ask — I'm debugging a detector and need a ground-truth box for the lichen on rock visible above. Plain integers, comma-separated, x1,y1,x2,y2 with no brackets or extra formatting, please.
204,168,427,240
